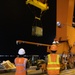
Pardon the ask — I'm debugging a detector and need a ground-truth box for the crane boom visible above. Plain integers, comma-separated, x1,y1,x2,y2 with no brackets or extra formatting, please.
16,40,51,47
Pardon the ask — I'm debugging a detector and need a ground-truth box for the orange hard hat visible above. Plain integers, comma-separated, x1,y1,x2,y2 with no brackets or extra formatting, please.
50,44,57,51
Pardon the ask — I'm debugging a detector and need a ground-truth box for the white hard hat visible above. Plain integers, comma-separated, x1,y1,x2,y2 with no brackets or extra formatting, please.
52,41,56,44
52,40,59,44
18,48,26,55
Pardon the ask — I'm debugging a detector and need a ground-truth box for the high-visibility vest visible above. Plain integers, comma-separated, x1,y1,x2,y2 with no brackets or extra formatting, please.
47,54,60,70
14,57,27,75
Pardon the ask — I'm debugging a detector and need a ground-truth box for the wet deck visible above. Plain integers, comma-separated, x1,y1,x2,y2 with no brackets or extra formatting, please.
0,69,75,75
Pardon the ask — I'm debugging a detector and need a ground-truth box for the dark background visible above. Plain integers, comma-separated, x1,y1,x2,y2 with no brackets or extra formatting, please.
0,0,56,61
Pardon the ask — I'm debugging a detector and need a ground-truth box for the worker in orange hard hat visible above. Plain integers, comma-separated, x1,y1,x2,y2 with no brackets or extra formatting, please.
47,42,60,75
50,44,57,51
14,48,30,75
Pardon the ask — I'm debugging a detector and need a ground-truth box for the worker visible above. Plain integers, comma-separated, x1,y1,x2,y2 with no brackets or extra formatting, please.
40,60,47,74
47,44,60,75
14,48,29,75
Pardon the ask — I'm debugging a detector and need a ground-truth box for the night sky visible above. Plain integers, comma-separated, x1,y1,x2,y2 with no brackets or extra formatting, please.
0,0,56,56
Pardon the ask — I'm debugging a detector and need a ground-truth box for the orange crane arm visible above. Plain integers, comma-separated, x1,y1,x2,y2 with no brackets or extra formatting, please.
16,40,51,47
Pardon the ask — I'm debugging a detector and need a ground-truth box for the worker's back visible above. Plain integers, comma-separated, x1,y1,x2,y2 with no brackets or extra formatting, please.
14,48,28,75
15,57,27,75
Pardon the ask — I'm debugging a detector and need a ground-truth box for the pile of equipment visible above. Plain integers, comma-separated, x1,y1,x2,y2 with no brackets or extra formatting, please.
1,60,16,70
0,60,16,73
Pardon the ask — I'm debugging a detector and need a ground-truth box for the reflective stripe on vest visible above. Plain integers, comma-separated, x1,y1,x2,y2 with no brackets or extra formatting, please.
47,54,60,70
15,64,24,66
47,67,60,70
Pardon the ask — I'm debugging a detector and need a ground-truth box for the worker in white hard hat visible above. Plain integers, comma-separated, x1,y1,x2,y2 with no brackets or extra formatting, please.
14,48,30,75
